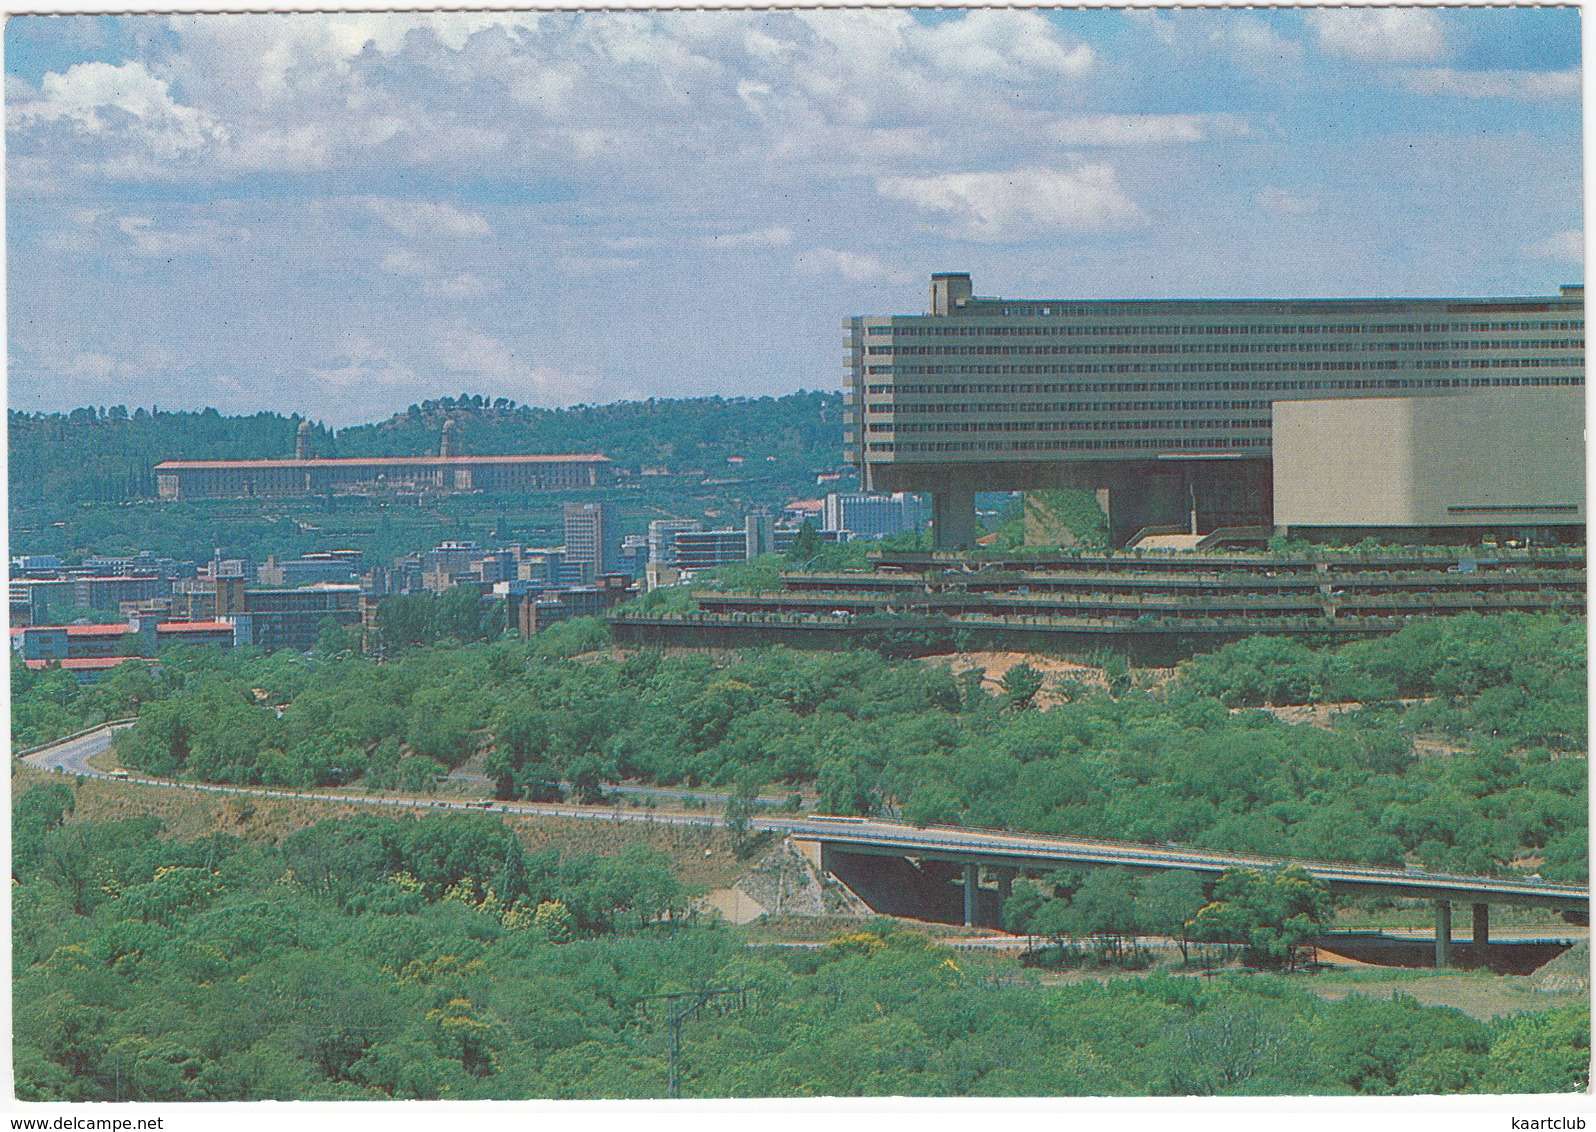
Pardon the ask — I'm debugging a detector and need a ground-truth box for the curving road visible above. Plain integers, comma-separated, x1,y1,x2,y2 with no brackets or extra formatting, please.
20,721,136,777
18,723,1590,914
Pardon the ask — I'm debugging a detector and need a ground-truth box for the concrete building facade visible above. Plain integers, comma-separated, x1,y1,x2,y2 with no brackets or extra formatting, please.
845,274,1584,546
156,454,611,500
563,502,619,581
1273,389,1585,541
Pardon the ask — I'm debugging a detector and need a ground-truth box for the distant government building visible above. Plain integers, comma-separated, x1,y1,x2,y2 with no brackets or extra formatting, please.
155,419,611,500
845,274,1585,547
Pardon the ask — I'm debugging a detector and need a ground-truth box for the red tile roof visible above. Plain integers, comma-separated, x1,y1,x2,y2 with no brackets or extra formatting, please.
24,657,149,671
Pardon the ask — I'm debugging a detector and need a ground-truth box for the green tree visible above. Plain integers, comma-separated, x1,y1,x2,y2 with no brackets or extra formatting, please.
785,519,822,564
1000,663,1045,711
1189,867,1332,970
1137,869,1206,961
1480,1002,1590,1093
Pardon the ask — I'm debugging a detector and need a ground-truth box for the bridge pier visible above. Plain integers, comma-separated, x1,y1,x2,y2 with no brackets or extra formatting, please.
1434,900,1453,968
1473,902,1490,947
997,867,1015,912
962,864,978,927
933,489,978,551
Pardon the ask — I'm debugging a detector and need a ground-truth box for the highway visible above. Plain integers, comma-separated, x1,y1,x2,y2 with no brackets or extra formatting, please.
775,818,1591,912
19,722,1591,914
19,721,739,830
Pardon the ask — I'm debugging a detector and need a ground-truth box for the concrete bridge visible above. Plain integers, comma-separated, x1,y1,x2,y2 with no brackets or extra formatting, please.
780,816,1590,968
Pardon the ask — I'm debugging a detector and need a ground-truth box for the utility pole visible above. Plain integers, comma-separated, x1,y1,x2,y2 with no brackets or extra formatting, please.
637,986,751,1099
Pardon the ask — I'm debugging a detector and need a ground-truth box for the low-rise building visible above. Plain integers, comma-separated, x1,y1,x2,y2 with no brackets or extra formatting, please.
226,584,362,653
822,492,930,540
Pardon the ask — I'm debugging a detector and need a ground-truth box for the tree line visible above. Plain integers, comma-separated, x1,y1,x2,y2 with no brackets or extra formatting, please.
10,613,1572,882
9,391,842,512
12,787,1588,1100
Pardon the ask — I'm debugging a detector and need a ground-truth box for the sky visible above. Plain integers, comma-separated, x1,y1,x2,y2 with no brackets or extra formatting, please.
5,8,1583,426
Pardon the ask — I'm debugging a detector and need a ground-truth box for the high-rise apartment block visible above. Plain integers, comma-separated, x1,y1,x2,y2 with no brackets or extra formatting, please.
846,274,1584,546
563,501,618,581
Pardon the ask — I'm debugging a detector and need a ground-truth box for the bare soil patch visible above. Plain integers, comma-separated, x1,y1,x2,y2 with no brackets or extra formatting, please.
922,651,1108,708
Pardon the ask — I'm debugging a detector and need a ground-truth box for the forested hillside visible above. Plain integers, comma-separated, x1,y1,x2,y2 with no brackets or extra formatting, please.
18,613,1580,883
8,392,843,511
13,789,1589,1100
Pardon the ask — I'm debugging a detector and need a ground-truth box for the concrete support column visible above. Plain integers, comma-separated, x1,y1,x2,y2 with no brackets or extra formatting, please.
1434,900,1453,968
962,864,978,927
933,489,978,551
1472,903,1490,948
996,867,1015,904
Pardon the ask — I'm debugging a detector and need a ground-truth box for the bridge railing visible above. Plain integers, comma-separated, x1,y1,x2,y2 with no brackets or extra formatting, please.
775,818,1589,899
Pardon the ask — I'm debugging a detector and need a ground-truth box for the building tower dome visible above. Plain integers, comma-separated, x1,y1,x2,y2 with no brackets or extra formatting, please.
440,418,460,459
295,420,314,460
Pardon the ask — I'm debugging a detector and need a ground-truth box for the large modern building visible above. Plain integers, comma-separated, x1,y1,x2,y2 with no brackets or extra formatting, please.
845,274,1584,546
155,420,611,500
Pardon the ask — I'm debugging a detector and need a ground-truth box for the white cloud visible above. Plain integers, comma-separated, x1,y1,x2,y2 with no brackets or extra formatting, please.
1256,187,1319,217
365,199,490,238
1047,113,1247,147
380,248,433,276
892,9,1094,82
1227,16,1305,69
1134,12,1302,71
1401,68,1581,101
11,11,1104,190
433,325,607,404
112,213,250,258
1523,230,1583,263
379,247,492,297
1307,9,1448,64
878,165,1147,242
54,351,119,384
794,248,911,285
709,226,794,249
310,337,420,391
11,60,225,156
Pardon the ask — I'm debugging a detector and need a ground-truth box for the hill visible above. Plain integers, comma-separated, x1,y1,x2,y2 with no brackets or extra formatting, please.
8,391,843,511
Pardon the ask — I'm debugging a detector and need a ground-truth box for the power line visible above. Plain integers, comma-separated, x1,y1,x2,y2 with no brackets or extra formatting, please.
635,986,752,1099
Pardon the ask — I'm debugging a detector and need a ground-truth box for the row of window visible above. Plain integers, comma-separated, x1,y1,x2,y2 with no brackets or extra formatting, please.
868,340,1583,358
866,319,1583,338
868,437,1270,454
873,419,1274,434
869,400,1269,415
950,300,1579,319
874,375,1583,392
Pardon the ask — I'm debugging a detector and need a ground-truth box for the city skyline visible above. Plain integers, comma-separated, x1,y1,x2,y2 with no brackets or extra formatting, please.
7,8,1582,426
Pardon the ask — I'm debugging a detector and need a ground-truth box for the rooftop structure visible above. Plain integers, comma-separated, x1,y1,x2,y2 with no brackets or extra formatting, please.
845,274,1584,546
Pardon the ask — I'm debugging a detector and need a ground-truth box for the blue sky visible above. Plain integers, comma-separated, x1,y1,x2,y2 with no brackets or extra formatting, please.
6,8,1582,426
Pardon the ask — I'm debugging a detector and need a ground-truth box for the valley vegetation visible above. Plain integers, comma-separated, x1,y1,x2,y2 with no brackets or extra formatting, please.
16,612,1585,884
12,787,1589,1101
